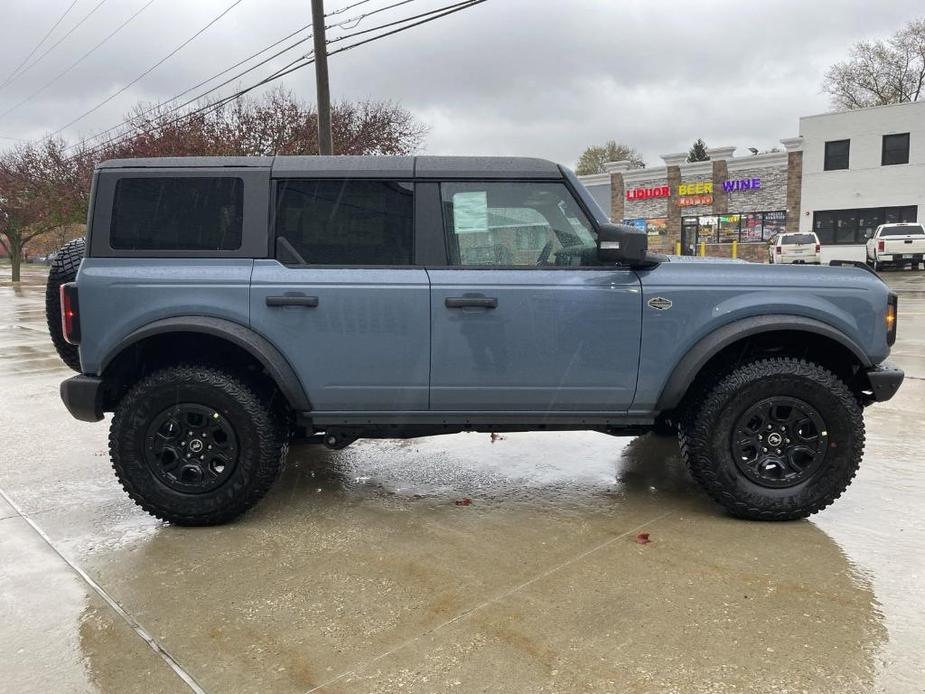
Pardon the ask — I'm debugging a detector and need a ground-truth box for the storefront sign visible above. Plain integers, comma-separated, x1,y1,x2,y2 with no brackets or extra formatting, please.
678,182,712,196
626,185,670,201
679,194,713,207
722,177,761,192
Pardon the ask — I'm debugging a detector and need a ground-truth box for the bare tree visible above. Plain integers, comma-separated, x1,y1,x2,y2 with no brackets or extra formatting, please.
0,139,89,282
575,140,645,175
823,18,925,109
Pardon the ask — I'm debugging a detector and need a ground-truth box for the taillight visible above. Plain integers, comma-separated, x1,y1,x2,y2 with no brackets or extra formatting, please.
60,282,81,345
775,246,781,254
886,293,898,346
878,240,885,252
815,243,821,253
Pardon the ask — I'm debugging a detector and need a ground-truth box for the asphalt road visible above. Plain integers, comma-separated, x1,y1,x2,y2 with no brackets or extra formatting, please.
1,265,923,693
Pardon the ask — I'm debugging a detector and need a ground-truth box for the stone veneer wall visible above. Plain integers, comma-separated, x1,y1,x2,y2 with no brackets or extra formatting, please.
786,151,803,231
725,165,788,213
622,176,670,220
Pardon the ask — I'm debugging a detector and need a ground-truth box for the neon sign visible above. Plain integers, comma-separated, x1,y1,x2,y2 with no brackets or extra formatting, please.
626,185,670,201
722,177,761,192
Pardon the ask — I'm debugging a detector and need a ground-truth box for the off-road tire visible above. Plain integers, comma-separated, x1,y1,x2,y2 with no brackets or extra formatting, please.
678,358,864,521
110,365,289,526
45,237,86,371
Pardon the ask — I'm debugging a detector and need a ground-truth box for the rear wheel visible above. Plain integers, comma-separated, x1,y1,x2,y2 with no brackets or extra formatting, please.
110,365,289,526
45,237,86,371
678,358,864,520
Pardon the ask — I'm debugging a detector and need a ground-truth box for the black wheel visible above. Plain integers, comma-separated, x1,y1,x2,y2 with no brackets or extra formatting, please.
678,358,864,520
45,237,86,371
110,365,289,526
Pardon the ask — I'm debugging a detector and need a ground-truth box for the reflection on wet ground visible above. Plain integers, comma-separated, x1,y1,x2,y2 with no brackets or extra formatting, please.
1,266,923,693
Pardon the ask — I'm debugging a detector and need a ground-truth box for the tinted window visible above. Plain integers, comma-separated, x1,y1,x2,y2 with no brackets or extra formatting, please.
881,224,924,236
882,133,910,166
275,180,413,265
441,182,597,267
781,233,816,244
110,177,243,250
824,140,850,171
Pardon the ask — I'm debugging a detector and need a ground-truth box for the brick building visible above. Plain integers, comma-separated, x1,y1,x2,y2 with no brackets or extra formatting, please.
580,140,804,262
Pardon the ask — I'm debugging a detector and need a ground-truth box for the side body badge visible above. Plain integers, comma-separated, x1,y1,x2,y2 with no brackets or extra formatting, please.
648,296,673,311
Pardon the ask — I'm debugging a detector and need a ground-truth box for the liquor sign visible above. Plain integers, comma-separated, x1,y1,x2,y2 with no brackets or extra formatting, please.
626,185,670,201
722,177,761,192
679,194,713,207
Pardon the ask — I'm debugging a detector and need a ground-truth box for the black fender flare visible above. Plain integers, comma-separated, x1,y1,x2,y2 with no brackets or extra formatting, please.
100,316,311,411
655,315,872,411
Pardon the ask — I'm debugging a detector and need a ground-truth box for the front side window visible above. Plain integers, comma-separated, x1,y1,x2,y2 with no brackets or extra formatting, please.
824,139,850,171
441,182,597,267
110,177,243,251
882,133,910,166
275,179,413,265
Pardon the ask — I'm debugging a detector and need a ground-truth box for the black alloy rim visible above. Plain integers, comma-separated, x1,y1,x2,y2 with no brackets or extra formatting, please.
731,397,828,488
144,403,238,493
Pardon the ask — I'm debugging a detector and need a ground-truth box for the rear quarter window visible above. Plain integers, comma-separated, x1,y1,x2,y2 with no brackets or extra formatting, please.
110,177,244,251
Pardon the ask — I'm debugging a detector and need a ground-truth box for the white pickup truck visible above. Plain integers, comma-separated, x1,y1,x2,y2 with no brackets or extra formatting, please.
866,223,925,271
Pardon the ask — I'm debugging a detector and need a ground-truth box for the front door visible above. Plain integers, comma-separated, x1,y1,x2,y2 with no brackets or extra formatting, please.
250,179,430,412
428,181,642,412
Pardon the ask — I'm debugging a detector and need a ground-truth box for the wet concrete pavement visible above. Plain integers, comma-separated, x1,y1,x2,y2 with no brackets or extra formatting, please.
1,265,924,693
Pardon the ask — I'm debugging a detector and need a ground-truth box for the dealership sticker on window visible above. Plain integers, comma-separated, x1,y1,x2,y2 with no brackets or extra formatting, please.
452,192,489,233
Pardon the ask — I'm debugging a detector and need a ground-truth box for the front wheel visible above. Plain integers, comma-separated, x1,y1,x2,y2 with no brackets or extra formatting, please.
678,358,864,520
110,365,289,526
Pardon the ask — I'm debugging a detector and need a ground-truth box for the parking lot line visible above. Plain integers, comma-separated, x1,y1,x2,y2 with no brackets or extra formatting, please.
303,509,675,693
0,483,206,694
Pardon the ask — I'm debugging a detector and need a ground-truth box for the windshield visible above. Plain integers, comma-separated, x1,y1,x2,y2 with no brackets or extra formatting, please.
881,225,925,236
781,233,816,245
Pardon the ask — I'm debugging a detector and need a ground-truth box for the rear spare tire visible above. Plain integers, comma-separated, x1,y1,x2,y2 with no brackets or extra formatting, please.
45,237,86,372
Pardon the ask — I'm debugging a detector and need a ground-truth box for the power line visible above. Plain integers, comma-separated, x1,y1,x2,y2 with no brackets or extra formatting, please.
63,30,314,154
328,0,484,46
326,0,419,30
71,0,488,160
0,0,81,89
0,0,158,124
324,0,376,18
46,0,245,139
0,0,110,92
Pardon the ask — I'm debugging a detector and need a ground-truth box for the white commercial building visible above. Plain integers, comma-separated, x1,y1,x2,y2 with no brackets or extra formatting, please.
798,100,925,262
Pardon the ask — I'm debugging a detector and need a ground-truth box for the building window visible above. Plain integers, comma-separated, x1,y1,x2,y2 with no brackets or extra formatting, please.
882,133,910,166
813,206,918,244
824,139,850,171
274,179,414,265
687,211,787,244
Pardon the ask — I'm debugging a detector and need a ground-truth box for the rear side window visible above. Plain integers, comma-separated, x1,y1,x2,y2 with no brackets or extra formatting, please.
881,225,924,236
275,180,413,265
110,177,243,250
781,233,816,244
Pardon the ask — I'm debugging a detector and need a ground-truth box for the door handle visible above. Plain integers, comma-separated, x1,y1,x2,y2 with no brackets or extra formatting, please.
445,296,498,309
266,295,319,308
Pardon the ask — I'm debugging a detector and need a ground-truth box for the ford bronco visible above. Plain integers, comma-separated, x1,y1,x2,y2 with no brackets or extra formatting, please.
47,155,904,526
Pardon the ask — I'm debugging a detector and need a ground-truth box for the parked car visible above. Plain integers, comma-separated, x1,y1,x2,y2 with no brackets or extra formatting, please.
46,156,903,526
865,223,925,271
767,232,821,264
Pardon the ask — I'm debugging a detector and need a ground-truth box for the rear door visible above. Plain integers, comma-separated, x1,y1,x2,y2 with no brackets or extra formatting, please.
250,178,430,412
426,180,642,412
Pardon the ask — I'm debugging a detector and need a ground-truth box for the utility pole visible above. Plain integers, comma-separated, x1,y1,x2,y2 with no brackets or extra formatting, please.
311,0,333,155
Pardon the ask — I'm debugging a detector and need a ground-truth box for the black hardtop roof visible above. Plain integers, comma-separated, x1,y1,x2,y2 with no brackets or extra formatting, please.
96,155,564,179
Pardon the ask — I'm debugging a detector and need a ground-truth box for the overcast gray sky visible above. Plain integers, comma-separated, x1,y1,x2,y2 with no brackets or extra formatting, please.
0,0,921,167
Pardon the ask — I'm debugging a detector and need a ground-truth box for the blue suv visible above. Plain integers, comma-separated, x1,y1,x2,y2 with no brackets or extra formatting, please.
47,156,903,525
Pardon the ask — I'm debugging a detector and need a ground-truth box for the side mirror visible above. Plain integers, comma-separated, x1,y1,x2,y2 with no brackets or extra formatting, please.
597,223,648,265
864,230,873,240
